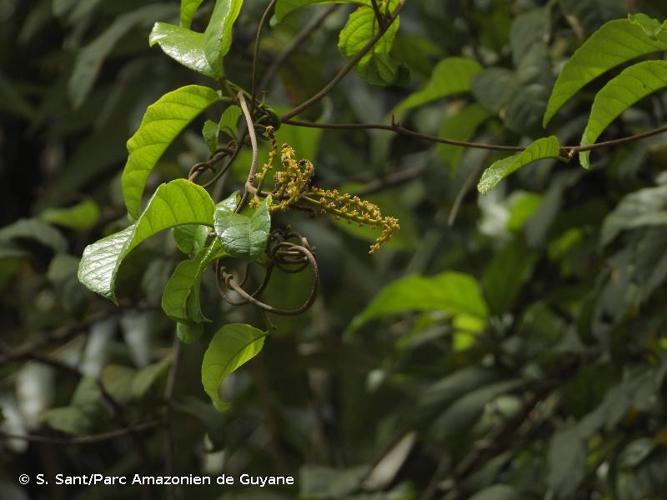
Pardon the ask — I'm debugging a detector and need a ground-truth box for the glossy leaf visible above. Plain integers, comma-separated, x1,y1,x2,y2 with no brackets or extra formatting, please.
338,0,401,86
349,271,488,332
213,197,271,259
162,240,226,323
149,23,216,77
78,180,215,302
121,85,220,219
203,0,244,77
394,57,482,116
477,136,561,195
579,61,667,168
543,16,667,126
69,4,176,107
201,323,266,411
275,0,369,22
40,200,100,231
180,0,204,28
173,224,209,255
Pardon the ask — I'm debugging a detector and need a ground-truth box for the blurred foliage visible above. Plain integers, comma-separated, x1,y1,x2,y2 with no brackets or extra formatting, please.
2,0,667,499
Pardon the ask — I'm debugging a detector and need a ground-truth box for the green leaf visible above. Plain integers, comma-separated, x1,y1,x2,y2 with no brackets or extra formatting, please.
275,0,369,22
213,196,271,260
548,426,586,499
477,136,561,195
177,321,204,343
349,271,488,332
600,184,667,246
173,224,209,255
201,323,266,411
437,104,490,170
149,23,216,77
121,85,220,219
78,179,215,302
469,485,518,500
203,0,244,78
162,239,226,323
40,200,100,231
0,219,68,254
180,0,204,28
628,13,665,39
543,17,667,126
338,0,401,86
394,57,482,116
202,119,219,153
132,357,172,398
579,61,667,168
69,4,176,107
219,104,241,139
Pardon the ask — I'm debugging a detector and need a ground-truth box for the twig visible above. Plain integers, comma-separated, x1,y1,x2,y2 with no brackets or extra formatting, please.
370,0,387,30
280,0,406,121
258,5,338,92
283,119,667,155
0,420,160,446
251,0,277,109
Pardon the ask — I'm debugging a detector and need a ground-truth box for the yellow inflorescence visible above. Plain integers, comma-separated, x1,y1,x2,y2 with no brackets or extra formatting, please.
262,133,399,254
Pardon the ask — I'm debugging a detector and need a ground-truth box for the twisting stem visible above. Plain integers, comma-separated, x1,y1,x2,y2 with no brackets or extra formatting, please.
370,0,387,30
251,0,277,109
237,92,260,212
280,0,406,121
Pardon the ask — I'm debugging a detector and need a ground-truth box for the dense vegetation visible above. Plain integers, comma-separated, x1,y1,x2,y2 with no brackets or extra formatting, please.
2,0,667,498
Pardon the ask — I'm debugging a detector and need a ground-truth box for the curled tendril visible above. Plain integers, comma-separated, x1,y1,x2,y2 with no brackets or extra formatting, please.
187,141,237,185
215,230,319,316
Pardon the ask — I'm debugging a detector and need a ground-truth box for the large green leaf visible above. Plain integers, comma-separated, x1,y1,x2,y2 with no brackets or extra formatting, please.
337,0,401,86
180,0,204,27
69,4,176,107
203,0,244,77
162,239,226,323
477,136,561,195
579,60,667,168
349,271,488,332
275,0,369,22
201,323,266,411
543,16,667,126
121,85,220,219
78,180,215,301
149,23,216,77
393,57,482,116
213,197,271,259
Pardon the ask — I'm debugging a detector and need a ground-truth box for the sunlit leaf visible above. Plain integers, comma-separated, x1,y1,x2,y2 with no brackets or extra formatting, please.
580,61,667,168
477,136,561,195
543,16,667,126
78,180,215,301
201,323,266,411
121,85,220,219
180,0,204,28
203,0,244,77
394,57,482,116
149,22,216,77
349,271,488,332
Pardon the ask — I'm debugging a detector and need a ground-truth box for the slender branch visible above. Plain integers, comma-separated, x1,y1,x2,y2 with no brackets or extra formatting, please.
236,92,260,213
370,0,387,30
0,420,160,446
251,0,277,108
283,119,523,152
280,0,406,122
259,6,338,93
283,119,667,155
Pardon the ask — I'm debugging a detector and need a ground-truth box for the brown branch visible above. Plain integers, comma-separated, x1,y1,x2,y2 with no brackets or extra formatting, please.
280,0,406,122
236,92,260,212
0,420,160,446
251,0,277,108
283,119,667,155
